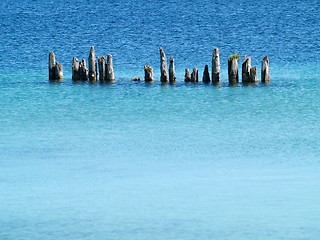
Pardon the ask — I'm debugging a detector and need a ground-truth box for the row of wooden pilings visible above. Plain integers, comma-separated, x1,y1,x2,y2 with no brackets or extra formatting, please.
49,47,270,84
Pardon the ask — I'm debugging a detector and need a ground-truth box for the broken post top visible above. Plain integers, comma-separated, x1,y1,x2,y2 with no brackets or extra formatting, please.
79,58,88,81
243,57,251,65
185,68,191,82
169,56,176,83
191,67,198,82
106,54,115,81
228,57,239,84
89,46,95,57
261,56,270,82
212,48,220,68
48,51,56,80
55,62,63,80
80,59,86,67
212,48,220,82
203,65,210,83
242,57,251,83
144,65,154,82
72,57,80,81
49,52,56,68
107,54,113,64
160,47,168,82
263,56,269,63
98,56,106,81
88,46,97,81
99,55,106,61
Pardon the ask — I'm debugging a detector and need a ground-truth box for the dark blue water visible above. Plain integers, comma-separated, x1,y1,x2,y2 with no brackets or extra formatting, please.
1,0,320,76
1,1,320,239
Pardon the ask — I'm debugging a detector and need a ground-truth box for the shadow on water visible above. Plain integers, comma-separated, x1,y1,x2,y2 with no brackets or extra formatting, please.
49,79,63,85
49,78,277,89
241,82,259,88
99,80,115,89
228,82,240,87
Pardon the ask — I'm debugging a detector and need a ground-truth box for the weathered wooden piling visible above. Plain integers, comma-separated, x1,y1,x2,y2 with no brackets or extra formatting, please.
212,48,221,83
191,67,198,82
228,58,238,84
55,62,63,80
72,57,80,81
88,46,97,81
79,59,88,81
144,65,154,82
250,66,258,83
98,56,106,81
106,54,115,81
185,68,191,82
49,52,56,80
202,65,210,83
261,56,270,82
242,58,251,83
160,47,168,83
169,56,176,83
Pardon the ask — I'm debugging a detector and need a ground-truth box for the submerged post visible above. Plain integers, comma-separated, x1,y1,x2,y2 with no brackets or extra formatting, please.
202,65,210,83
49,52,56,80
169,56,176,83
144,65,154,82
79,59,88,81
55,62,63,80
228,58,238,84
160,47,168,83
72,57,80,81
98,56,106,81
242,58,251,83
106,54,115,81
88,46,97,81
261,56,270,82
212,48,220,83
191,67,198,82
250,66,258,83
185,68,191,82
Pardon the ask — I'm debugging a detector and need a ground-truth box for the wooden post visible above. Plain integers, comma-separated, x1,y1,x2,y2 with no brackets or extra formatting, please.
228,58,238,84
98,56,106,81
242,58,251,83
106,54,115,81
55,62,63,80
185,68,191,82
261,56,270,82
144,65,154,82
250,66,258,83
72,57,80,81
79,59,88,81
191,67,198,82
160,47,168,83
202,65,210,83
88,46,97,81
169,56,176,83
49,52,56,80
212,48,220,83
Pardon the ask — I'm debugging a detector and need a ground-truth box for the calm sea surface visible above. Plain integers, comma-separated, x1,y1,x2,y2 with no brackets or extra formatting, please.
1,0,320,239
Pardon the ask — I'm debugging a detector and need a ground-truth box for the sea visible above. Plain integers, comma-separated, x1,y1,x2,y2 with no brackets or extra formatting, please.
1,0,320,239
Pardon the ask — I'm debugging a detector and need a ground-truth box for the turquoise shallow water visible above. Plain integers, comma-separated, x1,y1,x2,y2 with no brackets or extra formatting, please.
1,0,320,239
1,67,320,239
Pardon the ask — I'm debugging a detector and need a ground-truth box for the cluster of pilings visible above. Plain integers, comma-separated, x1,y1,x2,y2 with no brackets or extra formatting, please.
49,47,270,84
144,47,269,84
49,47,115,82
71,46,115,82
